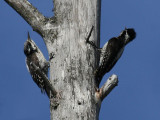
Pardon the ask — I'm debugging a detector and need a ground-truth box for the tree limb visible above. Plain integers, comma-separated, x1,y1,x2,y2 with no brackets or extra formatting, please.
95,74,118,102
5,0,46,36
86,26,94,42
86,26,101,51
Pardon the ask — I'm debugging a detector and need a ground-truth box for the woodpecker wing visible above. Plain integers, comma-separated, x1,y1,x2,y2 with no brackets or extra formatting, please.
26,53,46,93
96,37,124,78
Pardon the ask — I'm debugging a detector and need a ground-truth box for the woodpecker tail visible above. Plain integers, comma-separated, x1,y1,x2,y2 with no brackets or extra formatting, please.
94,69,102,87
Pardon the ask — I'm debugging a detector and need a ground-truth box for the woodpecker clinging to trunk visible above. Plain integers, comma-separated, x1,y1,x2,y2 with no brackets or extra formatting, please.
87,28,136,84
24,32,49,93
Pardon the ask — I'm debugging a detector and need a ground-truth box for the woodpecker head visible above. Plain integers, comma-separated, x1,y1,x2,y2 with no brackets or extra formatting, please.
24,32,37,56
119,28,136,45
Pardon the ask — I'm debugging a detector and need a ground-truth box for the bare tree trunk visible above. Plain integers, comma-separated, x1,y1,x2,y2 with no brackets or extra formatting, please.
5,0,118,120
49,1,100,119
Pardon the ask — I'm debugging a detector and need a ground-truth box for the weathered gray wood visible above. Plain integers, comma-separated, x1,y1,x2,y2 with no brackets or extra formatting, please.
5,0,118,120
48,1,100,119
97,74,118,101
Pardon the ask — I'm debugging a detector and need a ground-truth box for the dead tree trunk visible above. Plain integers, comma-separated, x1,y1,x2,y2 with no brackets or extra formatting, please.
5,0,118,120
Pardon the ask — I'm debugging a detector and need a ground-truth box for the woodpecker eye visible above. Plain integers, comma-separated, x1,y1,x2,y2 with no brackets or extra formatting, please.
27,43,32,48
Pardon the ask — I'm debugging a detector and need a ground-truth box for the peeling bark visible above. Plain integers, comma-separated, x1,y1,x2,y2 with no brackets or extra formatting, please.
5,0,118,120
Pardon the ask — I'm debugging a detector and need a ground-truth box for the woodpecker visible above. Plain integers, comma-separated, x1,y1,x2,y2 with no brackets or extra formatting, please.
24,32,49,93
92,28,136,83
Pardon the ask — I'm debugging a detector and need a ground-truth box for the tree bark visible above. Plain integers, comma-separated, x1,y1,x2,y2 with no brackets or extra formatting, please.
5,0,118,120
49,1,101,119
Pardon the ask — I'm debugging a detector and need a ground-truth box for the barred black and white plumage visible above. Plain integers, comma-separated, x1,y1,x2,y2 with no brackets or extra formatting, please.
95,28,136,82
24,32,49,93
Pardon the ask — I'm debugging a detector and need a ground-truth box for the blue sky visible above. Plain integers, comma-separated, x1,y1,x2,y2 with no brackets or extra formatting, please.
1,0,160,120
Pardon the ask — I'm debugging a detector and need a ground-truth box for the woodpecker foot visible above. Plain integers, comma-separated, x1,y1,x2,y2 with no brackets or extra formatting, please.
49,52,55,61
95,86,100,92
86,38,101,51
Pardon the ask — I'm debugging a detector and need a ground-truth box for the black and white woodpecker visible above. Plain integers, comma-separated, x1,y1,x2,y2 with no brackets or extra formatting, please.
87,28,136,83
24,32,49,93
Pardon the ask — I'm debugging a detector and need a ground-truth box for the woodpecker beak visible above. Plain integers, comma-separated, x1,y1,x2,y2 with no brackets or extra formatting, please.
28,32,31,41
